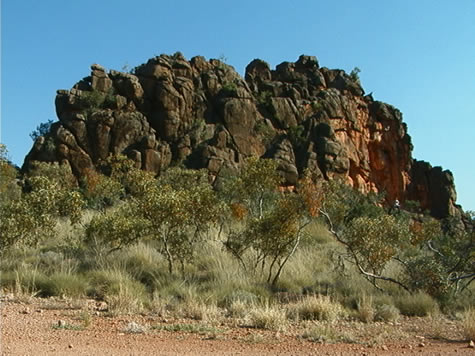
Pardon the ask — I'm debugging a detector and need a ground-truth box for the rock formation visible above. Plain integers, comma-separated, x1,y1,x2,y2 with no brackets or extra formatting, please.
22,53,460,218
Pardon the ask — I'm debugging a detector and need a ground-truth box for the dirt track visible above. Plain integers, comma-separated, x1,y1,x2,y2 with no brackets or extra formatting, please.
1,297,474,355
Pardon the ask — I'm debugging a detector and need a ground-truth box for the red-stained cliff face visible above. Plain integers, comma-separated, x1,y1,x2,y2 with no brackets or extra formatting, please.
22,54,459,218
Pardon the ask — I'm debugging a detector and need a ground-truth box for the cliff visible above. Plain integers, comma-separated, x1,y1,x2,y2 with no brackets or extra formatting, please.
22,53,459,218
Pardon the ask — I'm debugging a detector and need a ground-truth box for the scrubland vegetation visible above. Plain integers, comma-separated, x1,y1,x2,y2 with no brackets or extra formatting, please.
1,143,474,341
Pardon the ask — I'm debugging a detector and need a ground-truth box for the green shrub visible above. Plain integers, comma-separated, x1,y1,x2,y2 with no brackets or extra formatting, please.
37,272,88,298
349,67,361,83
395,292,438,317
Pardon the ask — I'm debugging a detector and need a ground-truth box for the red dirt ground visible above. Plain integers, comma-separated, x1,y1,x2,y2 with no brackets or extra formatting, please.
1,296,474,355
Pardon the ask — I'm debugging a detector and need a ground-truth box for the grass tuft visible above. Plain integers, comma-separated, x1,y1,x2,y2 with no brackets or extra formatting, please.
153,323,224,335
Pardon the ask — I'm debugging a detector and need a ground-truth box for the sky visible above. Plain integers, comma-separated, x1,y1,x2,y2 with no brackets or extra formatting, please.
1,0,474,211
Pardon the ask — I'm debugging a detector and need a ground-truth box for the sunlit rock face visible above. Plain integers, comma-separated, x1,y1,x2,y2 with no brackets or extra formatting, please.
22,53,459,218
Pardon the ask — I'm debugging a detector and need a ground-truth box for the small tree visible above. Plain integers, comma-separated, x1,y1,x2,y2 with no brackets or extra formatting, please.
0,175,84,253
140,168,222,274
223,159,319,285
319,181,475,297
85,202,152,254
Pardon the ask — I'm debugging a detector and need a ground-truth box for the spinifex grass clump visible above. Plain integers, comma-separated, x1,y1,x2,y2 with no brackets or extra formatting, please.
248,302,288,331
286,295,345,322
461,308,475,341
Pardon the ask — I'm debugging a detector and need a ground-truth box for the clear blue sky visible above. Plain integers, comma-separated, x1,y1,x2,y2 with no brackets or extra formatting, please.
2,0,474,211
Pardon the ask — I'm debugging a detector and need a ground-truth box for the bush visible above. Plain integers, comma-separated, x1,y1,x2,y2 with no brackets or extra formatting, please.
395,292,438,317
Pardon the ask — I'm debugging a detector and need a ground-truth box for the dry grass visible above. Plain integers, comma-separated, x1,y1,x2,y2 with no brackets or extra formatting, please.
105,282,144,316
374,303,400,322
248,303,288,331
180,300,223,325
356,295,374,323
461,308,475,341
301,323,356,343
227,299,249,319
287,295,345,322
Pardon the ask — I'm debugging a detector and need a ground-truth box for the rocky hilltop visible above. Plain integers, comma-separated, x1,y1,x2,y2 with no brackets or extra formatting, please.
23,53,459,218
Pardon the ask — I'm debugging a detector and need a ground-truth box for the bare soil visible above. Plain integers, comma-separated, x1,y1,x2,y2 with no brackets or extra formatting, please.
1,296,473,355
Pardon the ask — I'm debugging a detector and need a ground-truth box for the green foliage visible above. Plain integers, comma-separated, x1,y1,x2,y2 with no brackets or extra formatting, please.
223,156,282,218
220,81,238,95
320,181,474,299
80,89,117,115
38,272,88,298
28,161,76,190
311,101,324,113
395,291,438,316
80,90,106,109
140,169,223,274
85,203,152,252
0,167,84,253
254,120,275,147
345,215,410,274
30,120,54,141
81,169,125,210
256,90,273,106
223,157,315,285
84,163,223,275
0,144,20,205
288,125,306,150
349,67,361,83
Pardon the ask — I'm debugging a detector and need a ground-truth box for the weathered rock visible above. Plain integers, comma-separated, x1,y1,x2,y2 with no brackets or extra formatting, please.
408,160,458,219
22,53,462,218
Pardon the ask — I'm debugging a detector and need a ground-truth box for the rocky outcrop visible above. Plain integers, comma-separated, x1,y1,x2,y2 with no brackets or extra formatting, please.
23,53,460,218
